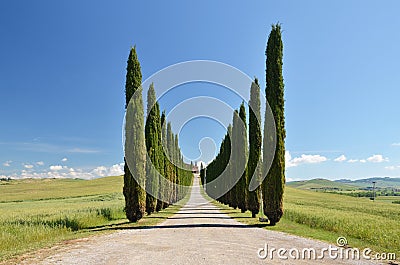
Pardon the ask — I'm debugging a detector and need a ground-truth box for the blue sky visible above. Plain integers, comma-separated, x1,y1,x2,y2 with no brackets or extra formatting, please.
1,0,400,180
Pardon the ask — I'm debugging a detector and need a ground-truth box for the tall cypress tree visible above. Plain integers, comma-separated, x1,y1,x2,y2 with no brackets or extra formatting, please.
155,107,165,212
263,24,286,225
248,78,262,218
123,46,147,222
160,111,169,209
237,102,248,213
145,83,161,215
230,110,239,209
166,122,175,203
174,134,179,202
225,124,233,206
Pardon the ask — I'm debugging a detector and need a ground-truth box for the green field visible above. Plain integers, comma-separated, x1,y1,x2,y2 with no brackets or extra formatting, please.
212,186,399,261
0,176,190,262
0,177,123,202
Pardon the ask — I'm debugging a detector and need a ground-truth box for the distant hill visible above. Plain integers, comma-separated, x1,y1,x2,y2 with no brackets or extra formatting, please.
335,177,400,189
287,177,400,191
287,178,358,191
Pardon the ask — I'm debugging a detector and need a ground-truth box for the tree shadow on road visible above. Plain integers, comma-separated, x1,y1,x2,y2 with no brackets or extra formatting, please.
86,222,269,232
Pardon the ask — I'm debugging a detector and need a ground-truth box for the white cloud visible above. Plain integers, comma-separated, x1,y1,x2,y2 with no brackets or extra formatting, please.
347,155,388,164
348,159,358,163
61,157,68,162
67,148,100,154
50,165,63,171
367,154,389,163
334,155,347,162
2,163,124,180
3,160,12,167
108,163,124,176
91,163,124,177
285,151,292,165
24,164,34,169
286,151,327,168
91,166,108,177
36,161,44,166
392,143,400,146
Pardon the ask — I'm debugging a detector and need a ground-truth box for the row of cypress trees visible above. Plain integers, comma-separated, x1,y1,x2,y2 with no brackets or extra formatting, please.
202,80,260,217
123,47,193,222
202,24,285,225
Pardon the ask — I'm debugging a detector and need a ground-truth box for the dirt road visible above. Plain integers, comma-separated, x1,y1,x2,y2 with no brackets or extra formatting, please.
17,175,378,265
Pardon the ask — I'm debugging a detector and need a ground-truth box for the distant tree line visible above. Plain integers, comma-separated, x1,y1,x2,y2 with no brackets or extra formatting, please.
123,47,193,222
202,24,286,225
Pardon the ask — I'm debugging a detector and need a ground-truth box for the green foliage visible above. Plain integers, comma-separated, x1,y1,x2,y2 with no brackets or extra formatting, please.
205,102,248,215
247,78,262,217
156,116,193,205
166,122,175,203
145,83,161,215
156,110,165,211
124,46,142,109
123,46,147,222
204,125,231,202
237,102,248,213
262,24,285,225
230,110,240,209
160,111,169,209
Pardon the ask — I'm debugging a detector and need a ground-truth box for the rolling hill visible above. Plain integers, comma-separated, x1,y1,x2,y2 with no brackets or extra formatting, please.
286,178,358,190
335,177,400,189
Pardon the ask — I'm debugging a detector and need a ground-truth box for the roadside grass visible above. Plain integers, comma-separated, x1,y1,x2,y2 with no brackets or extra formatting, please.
0,176,191,262
205,186,399,261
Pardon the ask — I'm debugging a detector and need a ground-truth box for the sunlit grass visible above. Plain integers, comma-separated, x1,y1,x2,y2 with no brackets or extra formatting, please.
0,176,191,262
209,186,399,261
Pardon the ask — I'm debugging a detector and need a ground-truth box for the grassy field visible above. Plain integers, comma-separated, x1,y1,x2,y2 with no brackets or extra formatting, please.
0,176,191,262
0,177,122,202
210,186,399,261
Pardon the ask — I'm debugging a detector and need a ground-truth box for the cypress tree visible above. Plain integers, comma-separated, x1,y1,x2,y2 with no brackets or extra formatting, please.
200,162,204,186
224,124,233,206
263,24,286,225
230,110,239,209
174,134,179,202
155,108,165,212
166,122,175,203
237,102,248,213
145,83,161,215
248,78,262,218
123,46,146,222
160,111,169,209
